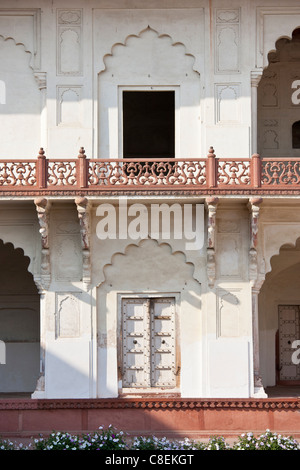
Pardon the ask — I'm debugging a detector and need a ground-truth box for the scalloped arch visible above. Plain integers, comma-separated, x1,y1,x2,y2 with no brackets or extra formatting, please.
99,25,200,76
266,26,300,65
267,235,300,278
0,238,39,294
98,237,200,288
0,34,33,70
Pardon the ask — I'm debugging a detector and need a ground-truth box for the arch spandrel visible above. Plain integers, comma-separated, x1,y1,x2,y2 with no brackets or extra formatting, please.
262,223,300,277
99,26,200,80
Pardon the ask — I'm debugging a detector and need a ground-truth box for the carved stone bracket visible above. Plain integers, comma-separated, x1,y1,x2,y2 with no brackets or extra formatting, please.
247,197,263,288
251,69,263,88
75,196,91,290
34,71,47,91
34,197,51,290
205,196,219,288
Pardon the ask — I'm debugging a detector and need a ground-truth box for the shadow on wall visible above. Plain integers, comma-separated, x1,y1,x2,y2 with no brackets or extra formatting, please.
0,240,40,394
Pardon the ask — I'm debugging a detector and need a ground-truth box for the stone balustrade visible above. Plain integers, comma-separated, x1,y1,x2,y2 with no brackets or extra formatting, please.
0,147,299,195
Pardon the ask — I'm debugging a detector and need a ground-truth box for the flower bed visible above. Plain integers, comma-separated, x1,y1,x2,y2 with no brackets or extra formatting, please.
1,427,299,450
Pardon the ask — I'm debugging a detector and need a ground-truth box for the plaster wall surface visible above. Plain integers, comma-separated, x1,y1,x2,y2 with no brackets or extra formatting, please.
0,0,300,399
0,0,299,159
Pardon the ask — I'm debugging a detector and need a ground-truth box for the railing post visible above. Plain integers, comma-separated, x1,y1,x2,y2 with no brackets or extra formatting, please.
37,148,47,189
207,146,217,188
251,153,261,188
77,147,88,188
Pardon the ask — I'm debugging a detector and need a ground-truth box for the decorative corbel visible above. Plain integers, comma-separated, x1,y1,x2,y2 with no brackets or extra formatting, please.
248,197,267,397
247,197,263,287
205,196,219,288
75,196,91,290
34,197,51,290
34,72,47,91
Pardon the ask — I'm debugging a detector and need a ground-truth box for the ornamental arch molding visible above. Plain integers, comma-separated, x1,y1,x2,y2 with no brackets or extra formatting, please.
97,26,201,159
257,27,300,158
0,239,39,295
0,226,41,285
96,238,203,397
99,26,200,78
98,237,201,291
262,226,300,278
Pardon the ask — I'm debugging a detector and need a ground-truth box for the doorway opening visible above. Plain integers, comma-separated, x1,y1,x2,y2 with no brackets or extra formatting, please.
122,90,175,159
0,240,40,397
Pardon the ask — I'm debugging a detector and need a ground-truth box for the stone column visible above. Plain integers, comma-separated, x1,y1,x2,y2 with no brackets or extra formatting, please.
251,70,263,155
205,196,219,289
34,72,48,152
248,197,267,397
32,198,51,398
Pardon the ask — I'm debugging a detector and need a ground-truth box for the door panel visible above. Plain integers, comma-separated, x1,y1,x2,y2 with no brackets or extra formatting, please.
122,297,176,389
122,298,150,387
151,298,176,388
278,305,300,382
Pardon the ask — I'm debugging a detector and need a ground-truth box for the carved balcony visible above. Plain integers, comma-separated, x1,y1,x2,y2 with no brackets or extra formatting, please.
0,147,300,196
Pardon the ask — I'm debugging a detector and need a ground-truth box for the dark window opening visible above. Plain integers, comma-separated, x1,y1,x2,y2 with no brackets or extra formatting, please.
123,91,175,159
292,121,300,149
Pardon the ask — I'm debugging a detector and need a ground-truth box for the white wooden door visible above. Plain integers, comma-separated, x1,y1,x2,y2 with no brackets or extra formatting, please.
122,298,150,388
151,298,176,388
122,297,176,388
278,305,300,381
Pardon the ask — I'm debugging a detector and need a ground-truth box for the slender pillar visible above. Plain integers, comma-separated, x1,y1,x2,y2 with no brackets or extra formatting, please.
205,196,219,289
251,70,263,155
248,197,267,397
32,198,51,398
34,72,48,152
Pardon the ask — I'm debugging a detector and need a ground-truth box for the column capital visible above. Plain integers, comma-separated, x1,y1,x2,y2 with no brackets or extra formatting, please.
251,69,263,87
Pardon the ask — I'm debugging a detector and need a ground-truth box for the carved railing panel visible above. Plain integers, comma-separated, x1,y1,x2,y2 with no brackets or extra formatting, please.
88,159,207,187
0,161,36,187
0,150,300,193
47,160,77,187
261,159,300,186
217,159,251,186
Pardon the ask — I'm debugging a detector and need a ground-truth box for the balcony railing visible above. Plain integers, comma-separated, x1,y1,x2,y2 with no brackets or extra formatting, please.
0,147,300,194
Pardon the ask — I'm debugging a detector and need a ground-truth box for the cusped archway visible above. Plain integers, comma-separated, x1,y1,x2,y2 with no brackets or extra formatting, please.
258,27,300,158
98,26,201,159
258,238,300,390
0,240,40,396
96,238,202,398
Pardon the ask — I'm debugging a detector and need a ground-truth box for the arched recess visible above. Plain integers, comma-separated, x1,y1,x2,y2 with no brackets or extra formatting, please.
258,237,300,390
97,26,201,159
0,35,41,158
257,27,300,158
0,240,40,395
96,238,202,398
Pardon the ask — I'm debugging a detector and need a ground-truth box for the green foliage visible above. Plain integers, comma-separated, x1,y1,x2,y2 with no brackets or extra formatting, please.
204,435,231,450
130,435,205,450
0,427,299,450
34,431,82,450
0,438,16,450
80,425,128,450
233,430,300,451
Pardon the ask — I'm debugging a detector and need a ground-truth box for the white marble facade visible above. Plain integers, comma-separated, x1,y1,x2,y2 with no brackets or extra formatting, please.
0,0,300,399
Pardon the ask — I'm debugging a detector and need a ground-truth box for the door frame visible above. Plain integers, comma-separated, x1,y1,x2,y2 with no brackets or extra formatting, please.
117,292,181,396
277,304,300,385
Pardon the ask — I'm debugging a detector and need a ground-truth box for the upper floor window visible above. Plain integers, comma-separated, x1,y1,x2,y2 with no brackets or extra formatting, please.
292,121,300,149
122,90,175,158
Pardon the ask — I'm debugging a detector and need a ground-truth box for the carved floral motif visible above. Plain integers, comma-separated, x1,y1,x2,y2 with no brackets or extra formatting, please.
0,151,299,194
